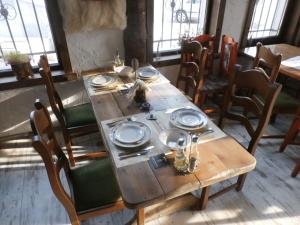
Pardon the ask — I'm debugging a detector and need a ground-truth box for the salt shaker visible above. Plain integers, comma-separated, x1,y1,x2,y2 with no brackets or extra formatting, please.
188,135,199,173
174,138,188,173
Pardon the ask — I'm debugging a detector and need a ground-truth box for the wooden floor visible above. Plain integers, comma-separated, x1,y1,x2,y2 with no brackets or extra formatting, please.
0,114,300,225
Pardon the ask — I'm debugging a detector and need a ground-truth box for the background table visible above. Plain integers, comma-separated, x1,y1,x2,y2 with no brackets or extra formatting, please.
244,43,300,80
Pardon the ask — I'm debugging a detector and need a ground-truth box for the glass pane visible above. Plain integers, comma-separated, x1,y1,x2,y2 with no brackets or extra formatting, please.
153,0,208,52
248,0,288,39
0,0,58,71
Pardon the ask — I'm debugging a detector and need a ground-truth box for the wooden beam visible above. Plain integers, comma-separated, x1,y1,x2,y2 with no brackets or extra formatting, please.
124,0,147,65
240,0,256,49
214,0,227,53
44,0,72,73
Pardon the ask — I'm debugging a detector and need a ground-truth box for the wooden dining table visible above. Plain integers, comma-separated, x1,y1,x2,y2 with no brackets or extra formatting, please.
244,43,300,80
83,67,256,221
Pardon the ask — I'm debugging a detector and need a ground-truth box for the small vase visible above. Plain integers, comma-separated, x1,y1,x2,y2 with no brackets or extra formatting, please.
11,62,33,80
134,89,146,103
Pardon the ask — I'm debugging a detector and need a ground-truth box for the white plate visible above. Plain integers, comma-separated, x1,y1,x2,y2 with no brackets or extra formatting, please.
91,75,115,86
110,121,151,149
159,128,191,150
177,109,204,127
114,123,145,144
138,68,159,79
170,108,207,131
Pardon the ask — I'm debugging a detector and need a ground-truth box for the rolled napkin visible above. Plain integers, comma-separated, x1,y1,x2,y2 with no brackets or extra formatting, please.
114,66,134,78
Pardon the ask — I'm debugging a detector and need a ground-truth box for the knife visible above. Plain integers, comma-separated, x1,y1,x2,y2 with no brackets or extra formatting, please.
119,150,149,160
118,145,154,157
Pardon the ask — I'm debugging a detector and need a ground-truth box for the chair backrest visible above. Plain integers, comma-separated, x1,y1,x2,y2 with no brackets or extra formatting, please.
176,47,208,104
193,34,215,73
220,35,238,77
30,100,77,218
38,55,66,129
180,40,202,65
253,42,282,82
219,66,282,155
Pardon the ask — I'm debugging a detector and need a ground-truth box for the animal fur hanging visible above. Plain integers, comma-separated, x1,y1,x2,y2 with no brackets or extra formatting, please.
59,0,127,33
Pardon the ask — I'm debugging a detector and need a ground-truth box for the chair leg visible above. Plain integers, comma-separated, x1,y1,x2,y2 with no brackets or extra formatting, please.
199,186,211,210
270,113,277,124
291,161,300,177
236,173,247,191
137,208,144,225
279,120,300,153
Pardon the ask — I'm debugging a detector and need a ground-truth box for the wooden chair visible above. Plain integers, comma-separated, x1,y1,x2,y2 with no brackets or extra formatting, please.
198,67,282,209
180,40,202,65
219,66,281,155
219,35,238,78
38,55,99,166
199,35,238,109
30,100,144,225
252,42,299,123
193,34,216,75
176,47,208,105
279,105,300,177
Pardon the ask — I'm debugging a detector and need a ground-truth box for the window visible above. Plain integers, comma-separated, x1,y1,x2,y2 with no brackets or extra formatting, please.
248,0,289,39
0,0,58,72
153,0,208,54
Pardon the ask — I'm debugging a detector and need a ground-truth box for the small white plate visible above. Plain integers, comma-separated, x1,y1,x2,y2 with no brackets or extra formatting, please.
177,109,204,127
91,75,115,86
110,121,151,149
114,123,145,144
159,128,191,150
170,108,207,131
138,67,159,79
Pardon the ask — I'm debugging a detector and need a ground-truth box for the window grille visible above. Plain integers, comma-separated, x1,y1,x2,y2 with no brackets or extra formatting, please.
0,0,58,71
248,0,289,39
153,0,208,54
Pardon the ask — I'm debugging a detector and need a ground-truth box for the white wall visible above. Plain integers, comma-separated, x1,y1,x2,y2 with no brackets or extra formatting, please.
66,29,124,71
0,81,88,137
221,0,249,44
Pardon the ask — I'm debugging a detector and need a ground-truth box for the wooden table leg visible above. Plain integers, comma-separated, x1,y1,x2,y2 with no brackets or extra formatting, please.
137,208,144,225
199,186,211,210
236,173,247,191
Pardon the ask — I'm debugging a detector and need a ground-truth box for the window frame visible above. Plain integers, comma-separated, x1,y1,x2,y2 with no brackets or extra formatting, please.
150,0,213,60
0,0,71,77
241,0,293,48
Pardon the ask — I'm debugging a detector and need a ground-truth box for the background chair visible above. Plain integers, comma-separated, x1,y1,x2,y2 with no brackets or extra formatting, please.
193,34,216,75
252,42,299,123
219,35,238,78
176,47,208,105
219,67,281,156
39,55,99,166
199,67,281,209
29,100,133,225
200,35,238,110
279,105,300,177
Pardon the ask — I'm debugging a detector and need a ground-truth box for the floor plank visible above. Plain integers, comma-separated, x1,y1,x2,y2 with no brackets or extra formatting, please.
0,114,299,224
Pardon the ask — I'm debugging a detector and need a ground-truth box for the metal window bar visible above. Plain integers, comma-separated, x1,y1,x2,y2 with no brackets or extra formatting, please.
188,0,192,35
15,0,33,58
170,0,175,48
196,0,202,34
178,0,184,38
31,0,46,54
275,0,288,36
248,0,289,40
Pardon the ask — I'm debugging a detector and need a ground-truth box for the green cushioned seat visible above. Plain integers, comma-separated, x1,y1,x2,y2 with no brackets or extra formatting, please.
274,92,299,110
70,158,121,213
64,103,96,128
